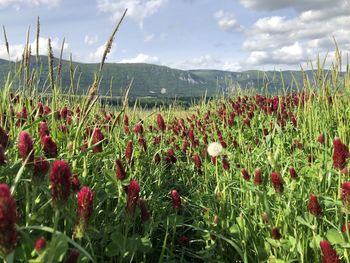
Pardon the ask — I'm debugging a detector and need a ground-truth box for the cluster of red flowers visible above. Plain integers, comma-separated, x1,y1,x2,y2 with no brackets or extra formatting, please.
0,127,9,149
308,194,322,216
241,168,250,181
222,155,230,171
289,166,298,180
92,128,104,153
171,190,181,209
254,168,262,185
50,160,72,208
193,154,202,175
124,180,150,222
18,131,34,163
271,227,281,240
126,180,140,214
0,184,17,257
42,135,58,158
33,157,50,183
157,113,166,132
116,159,127,180
341,182,350,210
74,186,94,239
320,240,339,263
333,137,349,170
271,171,284,193
0,144,6,166
125,140,133,165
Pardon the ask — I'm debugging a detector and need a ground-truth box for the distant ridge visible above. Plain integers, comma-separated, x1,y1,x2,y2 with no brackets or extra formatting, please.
0,56,313,97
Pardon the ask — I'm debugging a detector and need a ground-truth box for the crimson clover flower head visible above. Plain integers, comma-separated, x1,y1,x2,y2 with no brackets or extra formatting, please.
116,159,126,180
42,135,58,158
222,155,230,171
18,131,34,163
138,199,150,222
39,121,50,142
157,113,166,132
0,145,6,166
333,137,349,170
92,128,104,153
34,237,46,252
308,194,322,216
254,168,262,185
271,227,281,240
126,180,140,214
64,249,80,263
50,160,72,208
77,186,94,220
341,181,350,209
193,154,202,175
74,186,94,239
0,127,9,149
71,175,81,192
289,166,298,180
320,240,339,263
0,184,17,257
317,133,325,144
179,235,189,247
33,156,50,183
125,140,133,164
271,171,284,193
241,169,250,181
342,222,350,233
171,190,181,209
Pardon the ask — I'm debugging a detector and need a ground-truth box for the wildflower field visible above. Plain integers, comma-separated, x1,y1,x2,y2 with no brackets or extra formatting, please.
1,19,350,263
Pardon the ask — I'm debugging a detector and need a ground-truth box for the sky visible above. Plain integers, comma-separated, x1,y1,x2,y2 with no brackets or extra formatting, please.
0,0,349,72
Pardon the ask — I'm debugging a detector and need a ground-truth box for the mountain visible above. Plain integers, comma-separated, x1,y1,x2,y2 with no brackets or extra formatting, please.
0,56,310,98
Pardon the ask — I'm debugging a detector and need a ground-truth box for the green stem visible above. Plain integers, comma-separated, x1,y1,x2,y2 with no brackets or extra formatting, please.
30,186,38,224
158,217,169,263
25,182,30,226
215,158,220,193
53,209,60,234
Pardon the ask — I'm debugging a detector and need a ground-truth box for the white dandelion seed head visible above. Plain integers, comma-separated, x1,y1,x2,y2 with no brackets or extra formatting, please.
207,142,223,157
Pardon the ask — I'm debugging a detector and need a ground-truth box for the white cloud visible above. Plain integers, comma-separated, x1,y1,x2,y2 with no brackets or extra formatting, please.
222,62,242,72
87,45,106,62
96,0,166,27
120,53,160,64
241,3,350,68
246,51,269,65
300,2,350,22
33,37,68,55
255,42,306,65
81,44,117,63
179,55,221,69
238,0,343,12
84,35,98,45
0,0,60,8
172,55,243,71
229,0,350,69
144,34,155,42
0,43,23,61
254,16,298,34
214,10,243,32
0,37,68,61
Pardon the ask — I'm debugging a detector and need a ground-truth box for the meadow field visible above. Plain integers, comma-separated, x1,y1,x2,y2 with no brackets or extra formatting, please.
1,18,350,263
